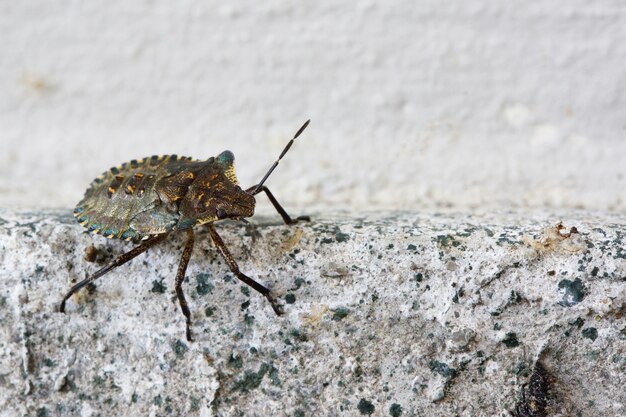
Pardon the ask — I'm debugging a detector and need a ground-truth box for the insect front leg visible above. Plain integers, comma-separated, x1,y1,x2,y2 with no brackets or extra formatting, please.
207,224,283,315
246,185,310,225
59,233,168,313
175,229,195,342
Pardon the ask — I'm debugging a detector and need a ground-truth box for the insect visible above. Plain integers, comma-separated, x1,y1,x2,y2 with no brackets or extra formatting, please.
514,360,550,417
60,120,311,341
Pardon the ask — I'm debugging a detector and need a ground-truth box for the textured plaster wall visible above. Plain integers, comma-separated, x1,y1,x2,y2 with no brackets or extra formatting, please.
1,1,625,211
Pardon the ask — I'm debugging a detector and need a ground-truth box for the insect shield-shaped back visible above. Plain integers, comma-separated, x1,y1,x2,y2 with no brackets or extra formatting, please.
176,151,255,229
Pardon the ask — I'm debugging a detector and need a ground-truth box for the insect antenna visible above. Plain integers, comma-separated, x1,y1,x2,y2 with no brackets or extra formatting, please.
250,119,310,195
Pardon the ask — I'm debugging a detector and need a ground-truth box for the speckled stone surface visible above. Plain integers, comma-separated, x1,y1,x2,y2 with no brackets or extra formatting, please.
0,209,624,416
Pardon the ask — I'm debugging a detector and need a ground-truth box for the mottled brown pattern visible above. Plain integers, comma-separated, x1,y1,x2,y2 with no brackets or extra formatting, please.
74,155,207,240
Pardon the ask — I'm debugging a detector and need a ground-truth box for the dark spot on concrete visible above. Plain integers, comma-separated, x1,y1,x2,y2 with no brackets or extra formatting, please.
582,327,598,341
435,235,454,248
243,313,254,325
172,339,188,358
204,306,215,317
407,244,417,251
232,363,270,393
502,332,520,348
36,407,49,417
292,277,306,290
558,278,586,307
591,266,599,277
285,293,296,304
151,279,166,294
332,307,350,321
268,363,281,386
569,317,585,328
335,229,350,243
389,403,403,417
513,362,531,377
357,398,375,415
189,396,200,412
196,273,214,296
228,354,243,369
240,286,250,297
429,360,457,379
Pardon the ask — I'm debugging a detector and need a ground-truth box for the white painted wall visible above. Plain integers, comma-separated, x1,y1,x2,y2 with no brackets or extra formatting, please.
1,1,625,211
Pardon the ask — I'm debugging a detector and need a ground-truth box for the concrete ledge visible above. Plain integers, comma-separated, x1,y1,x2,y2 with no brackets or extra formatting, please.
0,209,624,416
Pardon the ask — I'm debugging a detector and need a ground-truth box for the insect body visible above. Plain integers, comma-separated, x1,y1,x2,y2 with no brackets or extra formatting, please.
60,120,311,341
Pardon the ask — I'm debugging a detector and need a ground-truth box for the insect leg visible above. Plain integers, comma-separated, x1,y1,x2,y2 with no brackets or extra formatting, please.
245,185,310,225
59,233,168,313
207,224,283,315
175,229,195,342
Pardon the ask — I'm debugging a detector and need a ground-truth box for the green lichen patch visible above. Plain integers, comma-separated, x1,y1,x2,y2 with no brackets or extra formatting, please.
502,332,520,348
228,353,243,369
582,327,598,341
291,277,306,290
268,363,281,386
429,360,457,379
569,317,585,328
36,407,49,417
189,396,200,412
231,363,271,393
285,293,296,304
150,279,166,294
434,234,463,249
331,307,350,321
558,278,586,307
171,339,188,358
357,398,375,415
335,229,350,243
196,273,214,296
319,226,351,244
389,403,403,417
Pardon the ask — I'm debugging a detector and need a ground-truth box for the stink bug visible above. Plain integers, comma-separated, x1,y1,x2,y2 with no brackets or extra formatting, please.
60,120,311,341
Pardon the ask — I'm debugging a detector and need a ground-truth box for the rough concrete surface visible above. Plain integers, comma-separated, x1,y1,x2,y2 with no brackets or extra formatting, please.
0,208,624,416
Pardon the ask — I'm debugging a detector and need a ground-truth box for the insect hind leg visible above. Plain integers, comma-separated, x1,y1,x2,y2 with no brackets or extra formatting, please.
207,224,283,315
246,185,310,225
59,233,168,313
175,229,195,342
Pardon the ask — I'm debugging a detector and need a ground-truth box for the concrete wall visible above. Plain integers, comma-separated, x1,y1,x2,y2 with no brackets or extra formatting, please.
1,1,625,211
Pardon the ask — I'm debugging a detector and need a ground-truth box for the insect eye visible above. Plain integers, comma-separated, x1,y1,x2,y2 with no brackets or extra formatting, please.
216,208,227,219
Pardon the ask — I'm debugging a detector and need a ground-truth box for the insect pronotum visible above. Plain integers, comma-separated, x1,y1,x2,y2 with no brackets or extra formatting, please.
60,120,311,341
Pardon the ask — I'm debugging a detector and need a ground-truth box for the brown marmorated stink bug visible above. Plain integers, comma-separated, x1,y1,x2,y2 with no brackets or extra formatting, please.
60,120,311,341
